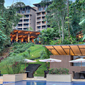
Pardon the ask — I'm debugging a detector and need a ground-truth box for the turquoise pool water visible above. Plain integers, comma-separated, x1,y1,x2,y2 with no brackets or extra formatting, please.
2,80,85,85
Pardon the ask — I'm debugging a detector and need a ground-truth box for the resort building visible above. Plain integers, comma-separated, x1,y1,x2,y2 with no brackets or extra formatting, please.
13,5,36,31
13,2,51,31
33,2,50,31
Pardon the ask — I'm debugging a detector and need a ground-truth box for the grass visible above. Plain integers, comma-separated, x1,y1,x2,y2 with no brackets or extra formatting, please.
20,44,45,59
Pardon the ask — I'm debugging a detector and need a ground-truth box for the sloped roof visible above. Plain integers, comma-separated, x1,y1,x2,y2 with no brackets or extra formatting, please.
45,44,85,56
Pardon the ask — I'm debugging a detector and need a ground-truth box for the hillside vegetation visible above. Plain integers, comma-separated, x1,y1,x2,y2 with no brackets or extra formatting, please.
0,43,47,76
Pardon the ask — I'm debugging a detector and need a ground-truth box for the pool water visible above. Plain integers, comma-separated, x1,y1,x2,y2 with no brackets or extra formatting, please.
2,80,85,85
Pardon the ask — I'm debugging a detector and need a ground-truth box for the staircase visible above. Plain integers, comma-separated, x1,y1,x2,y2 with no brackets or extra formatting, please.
26,64,41,78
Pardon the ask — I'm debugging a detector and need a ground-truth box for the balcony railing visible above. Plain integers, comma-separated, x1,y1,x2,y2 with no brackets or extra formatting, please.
37,19,41,21
37,23,41,26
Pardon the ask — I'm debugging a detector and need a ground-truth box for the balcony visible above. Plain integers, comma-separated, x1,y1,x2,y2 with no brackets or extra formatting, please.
20,17,24,20
37,19,42,22
17,26,22,28
42,14,46,16
37,15,41,17
37,23,41,26
42,27,46,29
17,28,22,30
42,22,46,25
18,22,22,24
23,25,29,28
24,21,29,23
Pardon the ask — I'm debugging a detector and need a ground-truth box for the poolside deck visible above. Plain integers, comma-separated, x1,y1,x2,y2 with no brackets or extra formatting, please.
0,76,3,84
1,76,85,84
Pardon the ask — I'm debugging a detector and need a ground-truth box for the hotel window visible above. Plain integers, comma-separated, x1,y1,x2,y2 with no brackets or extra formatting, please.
18,28,22,30
26,10,30,13
42,26,46,29
22,10,25,14
44,6,47,10
24,19,29,22
41,7,43,10
72,56,85,66
25,15,29,18
47,25,50,28
37,22,41,25
24,24,29,27
17,11,20,13
24,28,28,30
42,12,45,15
19,20,22,22
18,24,22,26
37,26,41,29
39,7,41,11
42,17,45,20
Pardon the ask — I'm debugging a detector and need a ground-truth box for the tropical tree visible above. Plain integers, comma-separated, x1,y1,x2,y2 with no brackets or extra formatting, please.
46,0,67,42
0,1,25,52
39,28,59,45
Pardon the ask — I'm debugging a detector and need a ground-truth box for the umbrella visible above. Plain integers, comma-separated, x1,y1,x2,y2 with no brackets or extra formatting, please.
23,59,36,70
39,58,62,62
69,58,85,67
39,58,62,70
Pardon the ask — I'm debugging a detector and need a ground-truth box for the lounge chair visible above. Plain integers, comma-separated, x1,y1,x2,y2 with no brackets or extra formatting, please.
73,71,80,79
26,64,41,78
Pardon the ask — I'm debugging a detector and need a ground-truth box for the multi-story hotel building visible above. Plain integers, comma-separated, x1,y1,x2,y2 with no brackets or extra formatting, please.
13,5,36,31
14,2,51,31
33,3,50,31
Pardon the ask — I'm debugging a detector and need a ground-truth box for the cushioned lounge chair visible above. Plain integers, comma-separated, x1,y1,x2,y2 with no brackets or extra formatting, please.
73,71,80,79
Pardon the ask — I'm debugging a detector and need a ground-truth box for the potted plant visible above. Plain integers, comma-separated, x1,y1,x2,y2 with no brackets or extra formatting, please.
47,68,72,82
1,53,26,82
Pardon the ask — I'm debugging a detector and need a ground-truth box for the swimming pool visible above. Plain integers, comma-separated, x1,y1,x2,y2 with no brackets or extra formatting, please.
2,80,85,85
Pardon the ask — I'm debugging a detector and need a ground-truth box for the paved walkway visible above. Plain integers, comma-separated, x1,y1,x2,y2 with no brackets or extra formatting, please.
72,79,85,82
0,76,3,84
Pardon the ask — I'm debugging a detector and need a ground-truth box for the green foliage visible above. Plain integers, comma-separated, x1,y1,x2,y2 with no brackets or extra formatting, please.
0,30,6,52
0,0,4,9
49,68,69,74
39,28,59,45
40,47,51,59
50,39,61,45
1,55,24,74
0,1,25,52
61,36,77,44
12,43,34,55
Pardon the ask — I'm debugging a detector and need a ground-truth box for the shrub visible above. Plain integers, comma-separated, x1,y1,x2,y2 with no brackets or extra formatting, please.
49,68,69,74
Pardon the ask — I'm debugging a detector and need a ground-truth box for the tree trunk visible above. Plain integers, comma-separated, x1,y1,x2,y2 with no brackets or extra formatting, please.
58,21,61,39
62,17,64,42
67,0,70,38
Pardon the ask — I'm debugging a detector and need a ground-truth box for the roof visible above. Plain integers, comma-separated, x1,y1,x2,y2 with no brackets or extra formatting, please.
45,44,85,56
20,5,36,11
10,30,40,39
33,1,52,7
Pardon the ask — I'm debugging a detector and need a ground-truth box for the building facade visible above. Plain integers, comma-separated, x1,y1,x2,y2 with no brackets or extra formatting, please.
33,3,50,31
13,5,36,31
14,2,51,31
